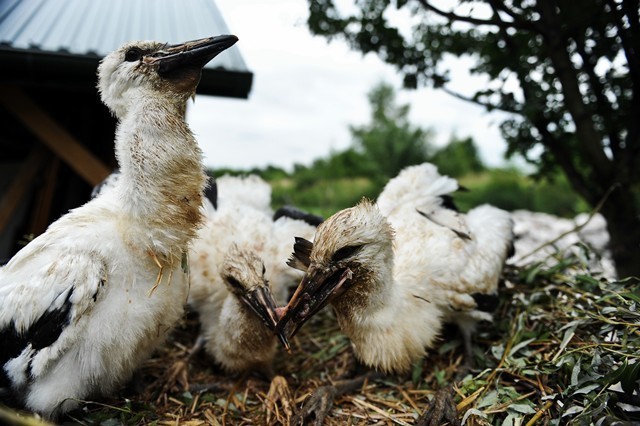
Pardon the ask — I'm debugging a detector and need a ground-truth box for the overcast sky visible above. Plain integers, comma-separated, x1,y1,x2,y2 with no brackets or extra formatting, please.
187,0,512,172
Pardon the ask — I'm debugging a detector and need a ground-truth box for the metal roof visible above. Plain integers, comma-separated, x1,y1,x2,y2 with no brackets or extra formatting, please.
0,0,252,98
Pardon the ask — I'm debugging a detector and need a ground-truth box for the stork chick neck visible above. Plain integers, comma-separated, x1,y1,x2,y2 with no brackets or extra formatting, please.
114,93,206,253
332,251,442,373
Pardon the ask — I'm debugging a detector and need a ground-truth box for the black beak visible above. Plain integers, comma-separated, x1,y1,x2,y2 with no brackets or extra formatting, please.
276,266,353,340
151,35,238,76
241,286,291,351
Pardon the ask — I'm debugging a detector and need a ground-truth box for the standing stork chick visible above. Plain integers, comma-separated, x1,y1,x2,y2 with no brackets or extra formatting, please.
0,35,238,419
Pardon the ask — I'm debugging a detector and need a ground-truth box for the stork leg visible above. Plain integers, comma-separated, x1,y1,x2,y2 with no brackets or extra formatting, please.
265,375,294,425
292,371,382,426
415,386,460,426
416,330,475,426
461,326,475,368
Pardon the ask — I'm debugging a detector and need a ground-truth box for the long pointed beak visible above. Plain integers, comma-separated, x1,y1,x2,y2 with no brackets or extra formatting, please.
241,286,291,351
276,266,353,340
151,35,238,76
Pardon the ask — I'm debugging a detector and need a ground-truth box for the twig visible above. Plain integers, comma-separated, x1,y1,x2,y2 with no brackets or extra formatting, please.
524,400,554,426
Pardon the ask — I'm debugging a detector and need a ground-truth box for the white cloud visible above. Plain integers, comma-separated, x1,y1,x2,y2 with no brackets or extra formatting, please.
187,0,510,171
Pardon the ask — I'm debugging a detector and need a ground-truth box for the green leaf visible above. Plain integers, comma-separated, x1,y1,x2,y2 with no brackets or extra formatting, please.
411,360,423,387
562,405,584,417
602,360,629,386
477,390,499,409
509,337,537,357
509,403,537,414
621,362,640,395
575,274,600,287
621,292,640,304
572,383,601,395
570,360,581,386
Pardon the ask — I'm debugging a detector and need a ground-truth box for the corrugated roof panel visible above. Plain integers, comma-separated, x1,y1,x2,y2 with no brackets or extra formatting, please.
57,1,91,52
0,0,42,47
41,0,85,52
0,0,248,70
0,0,20,20
0,0,252,98
69,0,104,54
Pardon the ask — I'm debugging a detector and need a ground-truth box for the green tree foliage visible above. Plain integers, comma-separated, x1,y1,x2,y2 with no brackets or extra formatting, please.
456,169,586,215
350,82,433,182
431,136,485,177
305,0,640,278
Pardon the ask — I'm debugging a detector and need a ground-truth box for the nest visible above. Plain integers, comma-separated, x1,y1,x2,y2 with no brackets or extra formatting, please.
3,246,639,425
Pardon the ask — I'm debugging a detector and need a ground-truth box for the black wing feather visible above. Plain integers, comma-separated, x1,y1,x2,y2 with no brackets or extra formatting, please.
470,292,500,313
438,194,460,212
273,206,324,227
287,237,314,271
204,173,218,209
0,288,74,386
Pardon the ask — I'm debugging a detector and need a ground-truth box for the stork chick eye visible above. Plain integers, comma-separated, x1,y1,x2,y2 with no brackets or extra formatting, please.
331,244,363,262
224,275,243,290
124,48,143,62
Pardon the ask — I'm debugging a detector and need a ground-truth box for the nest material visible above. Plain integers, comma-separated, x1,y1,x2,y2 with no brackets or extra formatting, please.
5,247,639,425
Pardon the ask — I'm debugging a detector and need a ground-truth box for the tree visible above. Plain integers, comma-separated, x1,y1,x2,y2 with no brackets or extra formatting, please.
431,136,485,177
351,82,433,182
306,0,640,278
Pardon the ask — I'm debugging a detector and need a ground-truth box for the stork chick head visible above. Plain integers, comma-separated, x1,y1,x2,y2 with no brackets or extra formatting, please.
98,35,238,117
278,199,394,339
221,244,290,350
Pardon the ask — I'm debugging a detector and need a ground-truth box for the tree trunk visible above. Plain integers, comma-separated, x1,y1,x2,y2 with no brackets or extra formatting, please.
599,186,640,279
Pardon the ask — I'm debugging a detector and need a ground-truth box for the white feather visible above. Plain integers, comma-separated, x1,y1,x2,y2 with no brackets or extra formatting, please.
379,164,513,337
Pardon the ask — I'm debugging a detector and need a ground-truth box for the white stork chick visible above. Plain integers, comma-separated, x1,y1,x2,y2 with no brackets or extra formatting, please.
282,164,514,363
376,163,514,361
279,199,444,373
279,164,513,425
0,35,238,419
212,244,283,373
187,174,318,376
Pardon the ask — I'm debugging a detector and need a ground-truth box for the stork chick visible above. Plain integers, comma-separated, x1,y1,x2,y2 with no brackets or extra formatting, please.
376,163,514,361
280,199,444,372
279,163,514,425
211,244,284,373
0,35,237,419
186,175,318,378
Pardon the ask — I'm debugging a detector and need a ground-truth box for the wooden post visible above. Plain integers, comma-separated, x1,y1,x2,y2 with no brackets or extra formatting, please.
0,145,47,234
0,85,111,186
28,156,61,236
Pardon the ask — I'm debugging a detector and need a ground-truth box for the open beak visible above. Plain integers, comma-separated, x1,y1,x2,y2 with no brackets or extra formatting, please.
241,286,291,351
276,266,353,340
150,35,238,76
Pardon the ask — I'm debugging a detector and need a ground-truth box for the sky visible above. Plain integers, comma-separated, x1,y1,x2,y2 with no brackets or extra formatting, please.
187,0,512,172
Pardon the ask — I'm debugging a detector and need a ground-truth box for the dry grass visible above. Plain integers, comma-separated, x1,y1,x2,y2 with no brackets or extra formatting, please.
4,246,639,425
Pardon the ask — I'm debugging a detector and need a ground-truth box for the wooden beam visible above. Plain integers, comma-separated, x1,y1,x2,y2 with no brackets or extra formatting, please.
28,156,60,236
0,145,47,234
0,85,111,186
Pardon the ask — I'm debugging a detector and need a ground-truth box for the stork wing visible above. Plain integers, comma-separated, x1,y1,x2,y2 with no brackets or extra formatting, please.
0,245,107,383
273,205,324,227
416,207,472,240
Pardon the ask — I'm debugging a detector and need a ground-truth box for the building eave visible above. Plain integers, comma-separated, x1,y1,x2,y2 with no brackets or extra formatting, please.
0,47,252,98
